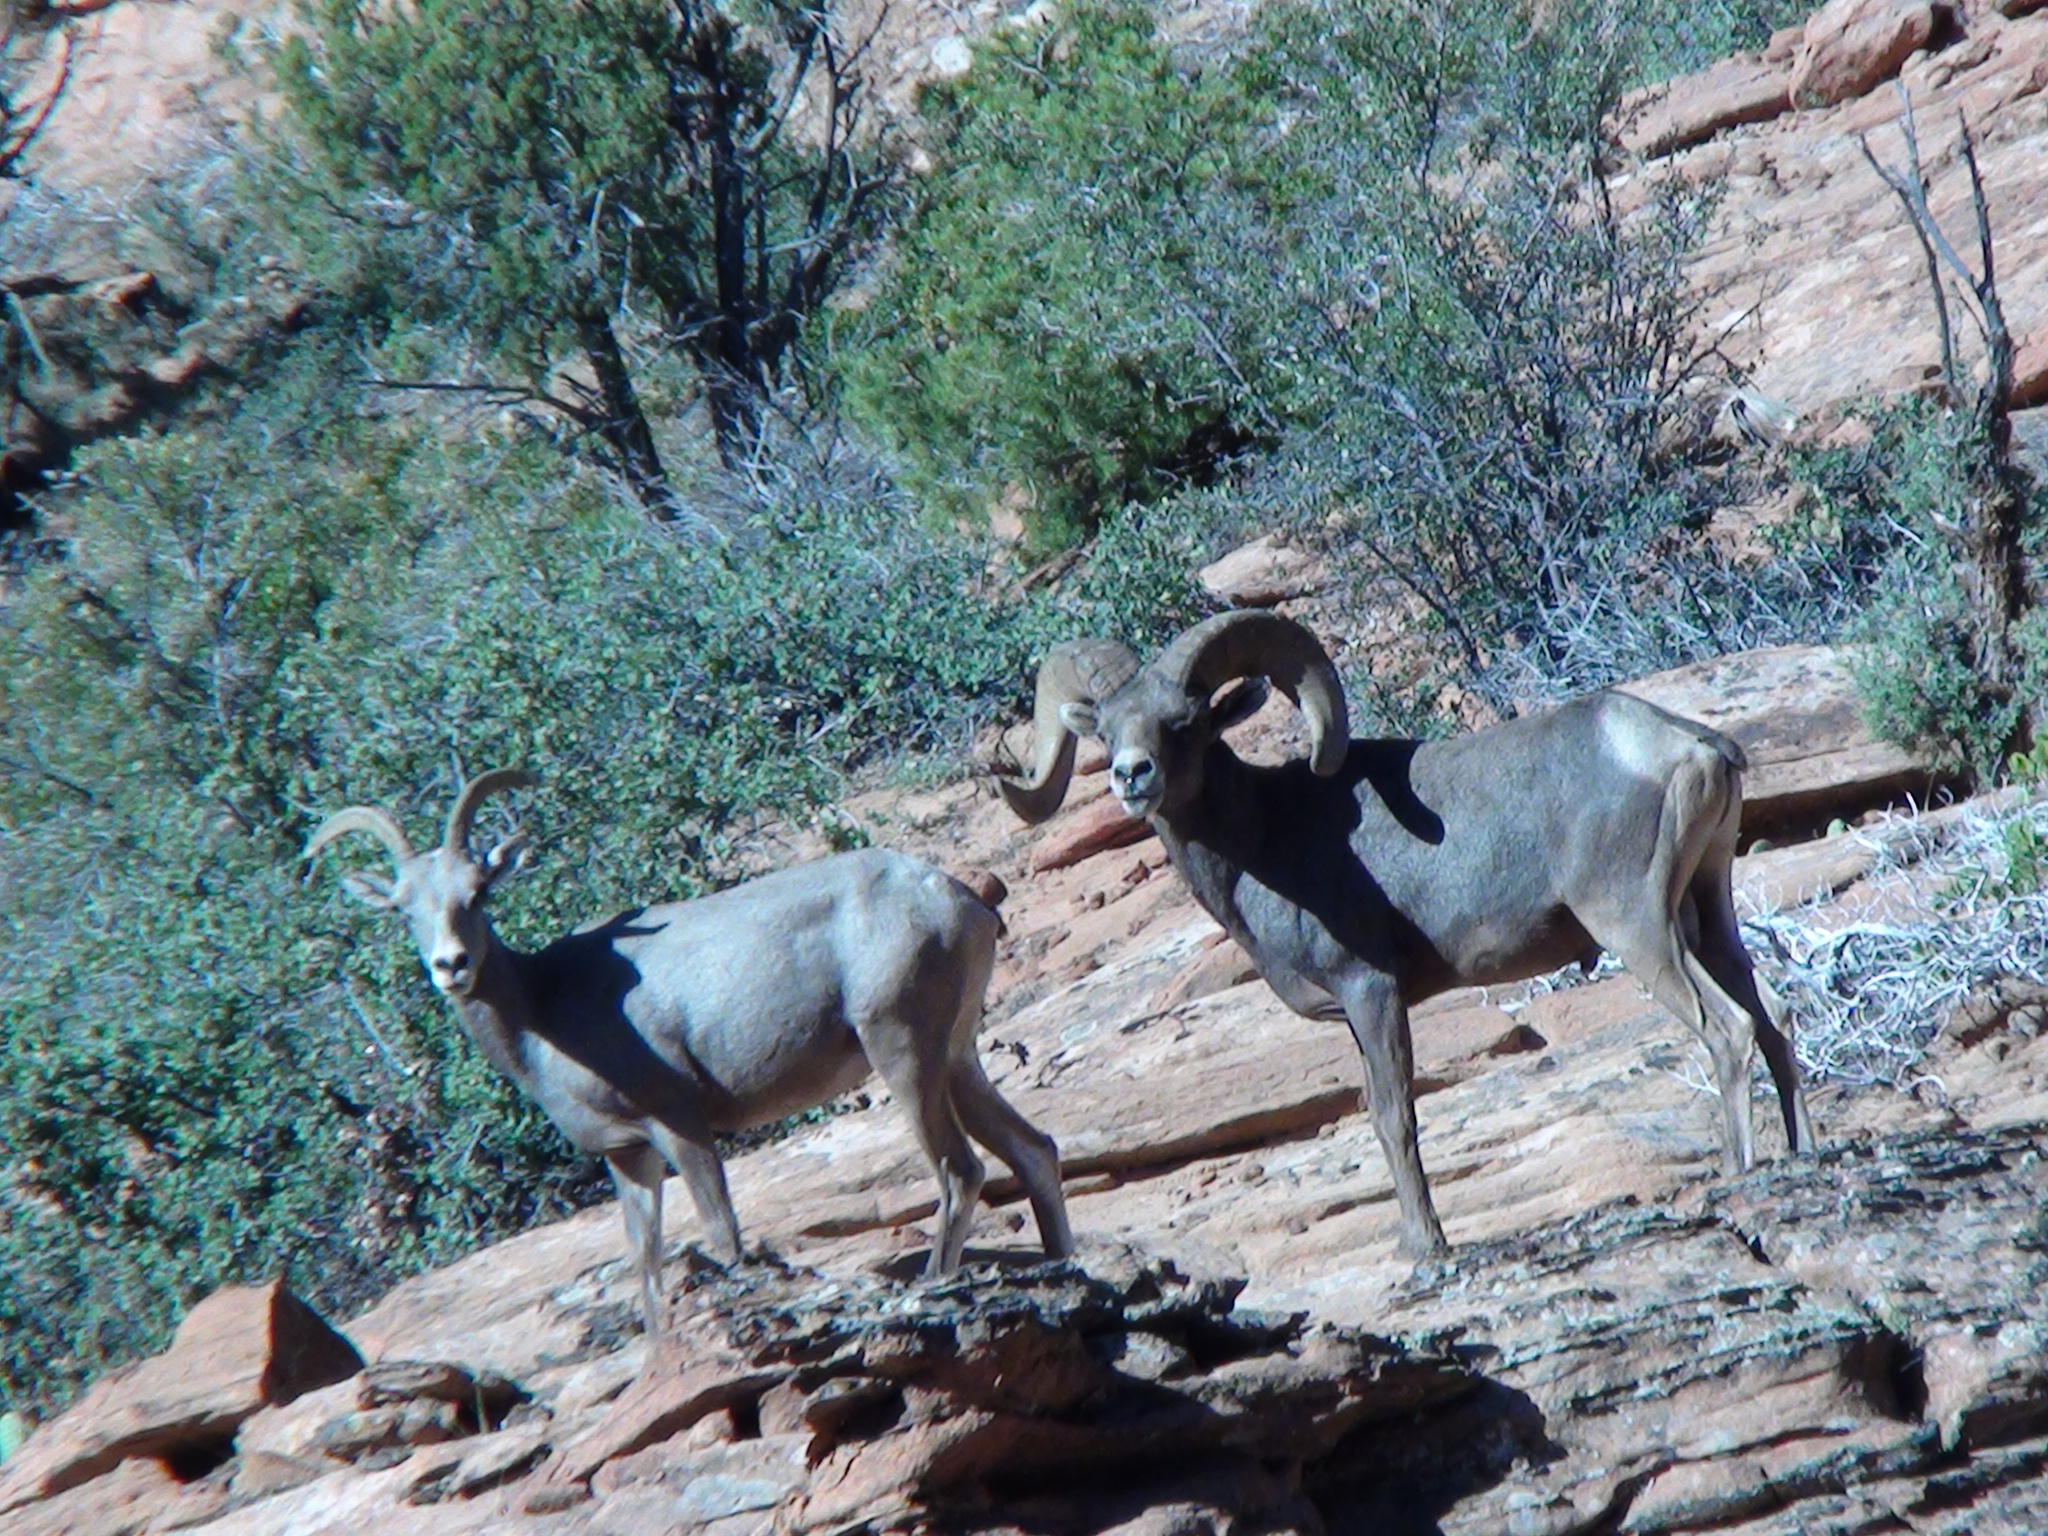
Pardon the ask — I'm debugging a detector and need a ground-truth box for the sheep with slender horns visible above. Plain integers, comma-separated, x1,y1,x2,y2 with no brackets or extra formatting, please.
307,771,1072,1330
999,612,1812,1259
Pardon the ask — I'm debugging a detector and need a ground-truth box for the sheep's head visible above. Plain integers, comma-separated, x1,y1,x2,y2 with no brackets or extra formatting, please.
306,769,535,999
998,613,1349,823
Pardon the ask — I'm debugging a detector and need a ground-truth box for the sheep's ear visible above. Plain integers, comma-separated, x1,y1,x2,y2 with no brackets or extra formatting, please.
1057,701,1100,736
340,871,399,910
1210,677,1270,732
482,833,532,886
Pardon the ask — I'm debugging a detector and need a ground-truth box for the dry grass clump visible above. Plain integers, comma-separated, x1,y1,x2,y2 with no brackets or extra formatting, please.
1742,797,2048,1089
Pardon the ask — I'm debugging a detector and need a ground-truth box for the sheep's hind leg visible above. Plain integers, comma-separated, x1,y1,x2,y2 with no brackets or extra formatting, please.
1575,898,1761,1176
645,1118,742,1267
1688,867,1814,1155
607,1146,667,1334
864,1022,987,1276
949,1053,1073,1260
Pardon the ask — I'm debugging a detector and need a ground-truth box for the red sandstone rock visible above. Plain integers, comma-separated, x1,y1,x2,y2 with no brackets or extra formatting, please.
1639,3,2048,424
1028,791,1155,873
405,1424,551,1503
951,865,1008,908
589,1433,809,1526
1619,53,1793,157
13,734,2048,1536
234,1377,360,1465
1766,20,1809,61
1197,534,1326,608
1147,930,1259,1012
0,1454,224,1536
539,1332,788,1491
1789,0,1943,108
0,1281,361,1513
2012,331,2048,408
1615,644,1937,836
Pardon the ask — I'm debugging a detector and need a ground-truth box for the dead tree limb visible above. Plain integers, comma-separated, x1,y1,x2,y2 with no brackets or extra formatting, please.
1859,84,2034,758
0,19,71,181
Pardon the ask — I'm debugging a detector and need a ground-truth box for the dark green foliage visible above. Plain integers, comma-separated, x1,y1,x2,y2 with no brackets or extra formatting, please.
1238,2,1738,687
0,373,601,1408
835,1,1270,550
274,0,893,497
279,0,718,356
1212,0,1830,711
835,0,1814,689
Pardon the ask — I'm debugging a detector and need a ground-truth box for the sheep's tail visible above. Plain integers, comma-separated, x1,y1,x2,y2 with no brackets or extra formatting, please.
952,867,1009,935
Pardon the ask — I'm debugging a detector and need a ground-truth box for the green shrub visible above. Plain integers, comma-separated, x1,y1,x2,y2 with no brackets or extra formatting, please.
834,0,1272,550
837,0,1813,707
0,386,595,1409
267,0,896,504
1791,401,2046,779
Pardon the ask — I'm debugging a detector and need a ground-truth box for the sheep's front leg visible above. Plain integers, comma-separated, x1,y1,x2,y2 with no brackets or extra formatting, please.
1336,972,1447,1260
607,1147,668,1334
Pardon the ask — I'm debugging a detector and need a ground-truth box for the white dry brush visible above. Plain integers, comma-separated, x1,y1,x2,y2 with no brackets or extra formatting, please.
1494,794,2048,1100
1739,798,2048,1093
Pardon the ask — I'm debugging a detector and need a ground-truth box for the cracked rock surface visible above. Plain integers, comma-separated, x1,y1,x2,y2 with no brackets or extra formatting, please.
9,720,2048,1533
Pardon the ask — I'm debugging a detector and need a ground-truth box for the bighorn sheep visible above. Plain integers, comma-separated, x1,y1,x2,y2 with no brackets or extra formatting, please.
1000,612,1812,1259
307,771,1072,1330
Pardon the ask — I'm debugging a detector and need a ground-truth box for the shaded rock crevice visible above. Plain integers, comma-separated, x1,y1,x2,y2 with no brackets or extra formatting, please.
529,1250,1484,1533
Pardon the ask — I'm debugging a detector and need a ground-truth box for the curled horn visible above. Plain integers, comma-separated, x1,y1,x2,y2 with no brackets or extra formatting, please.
444,768,537,853
1155,611,1350,777
996,639,1140,825
304,806,414,867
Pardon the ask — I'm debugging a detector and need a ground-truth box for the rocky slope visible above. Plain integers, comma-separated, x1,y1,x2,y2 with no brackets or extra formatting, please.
0,0,285,489
1615,0,2048,425
6,632,2048,1534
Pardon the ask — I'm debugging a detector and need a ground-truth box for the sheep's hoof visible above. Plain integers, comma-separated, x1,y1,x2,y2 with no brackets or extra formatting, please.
741,1241,789,1272
1396,1225,1454,1280
679,1243,735,1277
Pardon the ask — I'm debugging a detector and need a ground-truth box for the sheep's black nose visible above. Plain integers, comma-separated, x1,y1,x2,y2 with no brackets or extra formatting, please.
1114,758,1155,791
435,952,469,975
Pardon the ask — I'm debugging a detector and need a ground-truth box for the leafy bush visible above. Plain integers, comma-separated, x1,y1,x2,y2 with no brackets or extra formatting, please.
1791,402,2047,779
270,0,895,506
834,0,1272,550
837,0,1817,706
0,375,600,1410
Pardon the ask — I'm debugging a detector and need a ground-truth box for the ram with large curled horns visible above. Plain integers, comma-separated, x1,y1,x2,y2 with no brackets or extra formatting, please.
1000,611,1812,1259
307,770,1072,1331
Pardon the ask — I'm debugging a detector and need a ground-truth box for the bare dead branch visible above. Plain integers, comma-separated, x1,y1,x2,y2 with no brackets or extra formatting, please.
0,22,72,180
1859,94,1959,393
